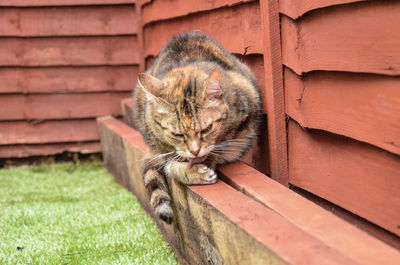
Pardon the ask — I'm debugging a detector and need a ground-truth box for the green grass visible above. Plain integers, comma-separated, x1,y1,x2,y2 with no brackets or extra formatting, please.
0,160,180,265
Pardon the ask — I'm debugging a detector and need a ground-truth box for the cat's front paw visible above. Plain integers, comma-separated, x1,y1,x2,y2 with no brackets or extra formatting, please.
187,164,217,185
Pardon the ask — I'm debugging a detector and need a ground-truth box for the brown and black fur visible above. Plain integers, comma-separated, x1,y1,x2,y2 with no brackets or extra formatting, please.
133,32,262,223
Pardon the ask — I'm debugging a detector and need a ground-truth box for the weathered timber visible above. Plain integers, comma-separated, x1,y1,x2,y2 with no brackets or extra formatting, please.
0,120,99,145
281,1,400,76
0,66,138,94
0,92,130,120
0,36,139,67
288,121,400,236
143,2,262,58
259,0,288,185
219,162,400,264
285,68,400,155
121,97,136,129
141,0,254,25
96,116,400,265
279,0,366,19
0,0,135,6
0,6,136,37
0,141,100,158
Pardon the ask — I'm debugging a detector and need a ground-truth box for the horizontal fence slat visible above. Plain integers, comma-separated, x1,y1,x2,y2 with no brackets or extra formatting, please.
0,66,138,94
143,2,262,58
0,36,139,67
0,0,135,7
288,121,400,236
0,6,137,37
281,1,400,76
142,0,254,25
285,68,400,155
0,141,101,158
0,120,100,145
279,0,366,19
0,92,131,120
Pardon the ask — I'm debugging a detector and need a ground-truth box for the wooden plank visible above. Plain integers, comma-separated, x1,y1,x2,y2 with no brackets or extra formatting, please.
0,66,138,94
0,142,101,158
143,2,262,58
219,162,400,264
121,97,136,129
259,0,288,185
0,0,135,7
141,0,254,25
0,36,139,66
0,6,137,37
279,0,366,19
285,68,400,155
0,119,99,145
281,1,400,76
288,121,400,236
0,92,130,120
98,116,364,265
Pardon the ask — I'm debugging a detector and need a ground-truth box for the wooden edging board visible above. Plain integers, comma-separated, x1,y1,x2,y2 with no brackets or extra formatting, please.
97,115,400,265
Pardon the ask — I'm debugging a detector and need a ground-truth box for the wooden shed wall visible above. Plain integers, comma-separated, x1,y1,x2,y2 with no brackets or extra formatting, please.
0,0,138,158
280,0,400,237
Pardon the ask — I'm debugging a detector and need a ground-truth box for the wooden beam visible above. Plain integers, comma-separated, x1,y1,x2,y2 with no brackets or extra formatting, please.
259,0,288,185
97,116,400,265
0,0,135,7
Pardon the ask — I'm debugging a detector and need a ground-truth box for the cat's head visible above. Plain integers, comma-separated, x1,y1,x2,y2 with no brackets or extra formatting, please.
138,67,228,161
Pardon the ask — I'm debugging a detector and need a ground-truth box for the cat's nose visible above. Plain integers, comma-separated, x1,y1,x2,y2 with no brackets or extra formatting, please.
190,149,200,157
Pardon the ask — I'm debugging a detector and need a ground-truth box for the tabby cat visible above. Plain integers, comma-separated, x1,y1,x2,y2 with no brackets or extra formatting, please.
133,32,261,223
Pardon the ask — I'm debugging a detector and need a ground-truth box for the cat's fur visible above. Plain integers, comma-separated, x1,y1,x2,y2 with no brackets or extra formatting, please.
133,32,261,223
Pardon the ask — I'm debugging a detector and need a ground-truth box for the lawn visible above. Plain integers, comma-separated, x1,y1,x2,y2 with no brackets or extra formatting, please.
0,160,180,265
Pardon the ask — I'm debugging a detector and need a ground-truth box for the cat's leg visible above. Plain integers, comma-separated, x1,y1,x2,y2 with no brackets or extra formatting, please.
164,161,217,185
142,152,173,223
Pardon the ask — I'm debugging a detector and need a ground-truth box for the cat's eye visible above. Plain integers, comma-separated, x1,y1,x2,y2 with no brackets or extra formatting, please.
201,124,212,135
171,132,184,139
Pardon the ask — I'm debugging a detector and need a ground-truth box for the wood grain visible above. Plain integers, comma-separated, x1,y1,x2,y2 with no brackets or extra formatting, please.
0,0,135,6
141,0,254,25
0,141,101,158
219,162,400,265
281,1,400,76
0,120,99,145
0,6,136,37
143,2,262,58
259,0,288,185
288,121,400,236
0,66,138,94
279,0,366,19
0,36,139,66
285,68,400,155
0,92,130,120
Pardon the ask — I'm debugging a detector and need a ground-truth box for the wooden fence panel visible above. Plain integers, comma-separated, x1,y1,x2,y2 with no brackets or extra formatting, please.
0,6,137,37
285,69,400,155
288,121,400,236
0,92,130,120
281,1,400,76
0,0,135,6
0,36,139,67
0,66,138,94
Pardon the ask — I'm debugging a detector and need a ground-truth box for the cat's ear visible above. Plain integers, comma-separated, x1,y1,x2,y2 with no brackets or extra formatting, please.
205,69,222,98
137,73,164,97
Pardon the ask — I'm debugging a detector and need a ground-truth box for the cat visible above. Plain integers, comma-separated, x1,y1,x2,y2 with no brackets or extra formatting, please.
133,32,262,223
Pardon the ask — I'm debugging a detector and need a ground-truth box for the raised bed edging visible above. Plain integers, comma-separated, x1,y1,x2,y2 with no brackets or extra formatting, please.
97,115,400,265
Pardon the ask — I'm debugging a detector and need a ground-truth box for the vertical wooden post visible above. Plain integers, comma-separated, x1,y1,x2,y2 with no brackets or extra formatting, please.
259,0,289,185
135,0,145,73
